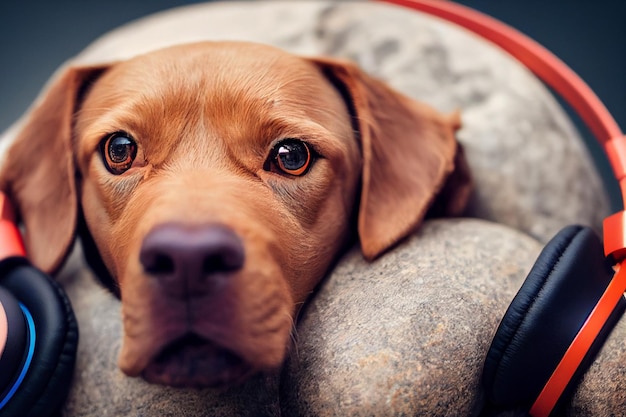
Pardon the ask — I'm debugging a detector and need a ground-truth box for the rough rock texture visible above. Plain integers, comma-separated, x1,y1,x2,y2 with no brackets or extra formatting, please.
281,219,540,416
1,1,617,416
569,312,626,415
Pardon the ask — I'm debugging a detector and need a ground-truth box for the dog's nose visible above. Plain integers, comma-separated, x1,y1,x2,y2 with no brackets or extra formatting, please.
139,223,244,296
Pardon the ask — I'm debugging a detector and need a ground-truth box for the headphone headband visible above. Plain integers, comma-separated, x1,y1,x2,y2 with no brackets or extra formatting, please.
381,0,626,260
377,1,626,415
382,0,626,189
0,194,25,260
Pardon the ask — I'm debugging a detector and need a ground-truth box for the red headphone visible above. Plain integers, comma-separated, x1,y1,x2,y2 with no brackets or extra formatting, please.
0,177,78,415
379,0,626,415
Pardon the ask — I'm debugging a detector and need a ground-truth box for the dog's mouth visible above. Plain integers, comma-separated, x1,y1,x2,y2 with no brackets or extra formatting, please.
141,333,253,388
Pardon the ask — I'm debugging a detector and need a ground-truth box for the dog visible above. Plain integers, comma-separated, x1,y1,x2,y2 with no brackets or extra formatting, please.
0,41,470,388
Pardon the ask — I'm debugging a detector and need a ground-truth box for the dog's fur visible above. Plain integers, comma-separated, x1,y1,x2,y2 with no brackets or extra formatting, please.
0,41,470,387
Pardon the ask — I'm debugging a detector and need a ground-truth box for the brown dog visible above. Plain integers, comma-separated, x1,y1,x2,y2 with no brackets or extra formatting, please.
0,41,470,388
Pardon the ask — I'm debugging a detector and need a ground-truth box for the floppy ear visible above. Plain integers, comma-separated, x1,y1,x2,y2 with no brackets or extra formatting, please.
0,64,109,273
312,58,471,260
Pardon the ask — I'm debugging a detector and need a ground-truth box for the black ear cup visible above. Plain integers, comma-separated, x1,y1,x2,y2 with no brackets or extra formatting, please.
482,225,626,412
0,257,78,417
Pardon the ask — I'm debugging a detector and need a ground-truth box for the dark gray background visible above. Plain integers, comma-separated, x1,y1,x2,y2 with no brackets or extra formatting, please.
1,0,624,206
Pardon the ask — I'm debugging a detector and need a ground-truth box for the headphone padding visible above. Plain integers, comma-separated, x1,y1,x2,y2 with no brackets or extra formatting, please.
0,258,78,417
482,225,623,409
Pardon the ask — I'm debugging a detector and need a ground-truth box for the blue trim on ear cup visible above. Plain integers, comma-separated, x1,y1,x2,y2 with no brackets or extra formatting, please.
0,303,35,411
0,258,79,417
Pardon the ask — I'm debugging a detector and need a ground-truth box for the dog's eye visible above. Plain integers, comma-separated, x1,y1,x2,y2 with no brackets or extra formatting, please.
270,139,312,176
100,133,138,175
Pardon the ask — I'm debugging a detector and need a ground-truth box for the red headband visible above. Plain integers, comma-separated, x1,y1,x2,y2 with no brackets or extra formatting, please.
376,1,626,415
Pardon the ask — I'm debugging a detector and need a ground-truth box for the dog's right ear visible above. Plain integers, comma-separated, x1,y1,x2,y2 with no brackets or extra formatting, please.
311,58,471,261
0,64,110,274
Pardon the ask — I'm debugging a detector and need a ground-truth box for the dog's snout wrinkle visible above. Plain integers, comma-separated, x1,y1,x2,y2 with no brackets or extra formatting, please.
139,223,245,297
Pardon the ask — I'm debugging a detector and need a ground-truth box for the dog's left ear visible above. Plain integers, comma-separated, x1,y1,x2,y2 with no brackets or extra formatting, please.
0,64,109,273
311,58,472,260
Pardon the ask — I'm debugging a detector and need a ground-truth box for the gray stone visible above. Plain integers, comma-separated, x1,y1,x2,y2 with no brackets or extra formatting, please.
569,307,626,416
281,219,540,416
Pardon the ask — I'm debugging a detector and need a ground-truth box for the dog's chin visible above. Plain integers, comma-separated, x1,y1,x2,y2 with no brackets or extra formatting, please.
141,333,254,388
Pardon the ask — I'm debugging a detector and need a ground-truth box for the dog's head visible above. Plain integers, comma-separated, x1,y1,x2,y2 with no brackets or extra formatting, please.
0,42,470,387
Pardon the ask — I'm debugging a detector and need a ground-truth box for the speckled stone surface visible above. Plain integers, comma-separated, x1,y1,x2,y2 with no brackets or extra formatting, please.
1,1,619,416
280,219,540,416
569,312,626,416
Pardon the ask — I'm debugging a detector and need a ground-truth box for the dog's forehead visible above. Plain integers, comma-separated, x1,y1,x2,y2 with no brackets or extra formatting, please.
86,42,339,115
77,42,351,161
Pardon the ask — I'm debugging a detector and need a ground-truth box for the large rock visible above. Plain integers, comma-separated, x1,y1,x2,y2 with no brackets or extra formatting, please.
570,308,626,415
281,219,540,416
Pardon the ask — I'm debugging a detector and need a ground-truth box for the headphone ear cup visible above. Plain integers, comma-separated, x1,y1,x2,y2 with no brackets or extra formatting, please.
0,258,78,417
482,225,625,412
